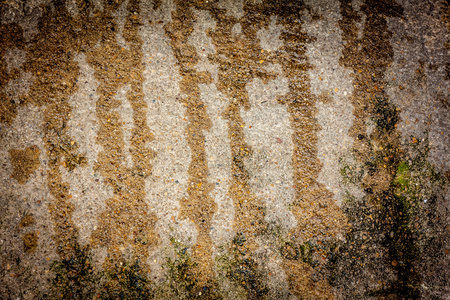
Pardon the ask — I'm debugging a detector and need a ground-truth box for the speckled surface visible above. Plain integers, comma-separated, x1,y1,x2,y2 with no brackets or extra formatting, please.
0,0,449,299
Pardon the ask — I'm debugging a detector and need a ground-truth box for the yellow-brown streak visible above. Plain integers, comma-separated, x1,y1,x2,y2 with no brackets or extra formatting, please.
8,146,40,184
164,0,217,286
239,1,348,298
0,23,26,125
16,1,93,260
207,3,277,253
86,0,158,267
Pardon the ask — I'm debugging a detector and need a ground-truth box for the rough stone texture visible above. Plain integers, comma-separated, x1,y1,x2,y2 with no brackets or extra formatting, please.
0,0,448,299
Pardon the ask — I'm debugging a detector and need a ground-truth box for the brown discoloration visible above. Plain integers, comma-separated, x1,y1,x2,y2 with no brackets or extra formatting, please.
9,145,40,184
205,4,279,297
19,214,35,228
237,1,346,298
0,22,26,125
86,0,158,268
270,6,347,241
164,0,217,286
274,16,344,300
283,259,335,299
207,1,275,251
204,1,346,297
22,232,38,253
19,1,88,260
442,0,450,80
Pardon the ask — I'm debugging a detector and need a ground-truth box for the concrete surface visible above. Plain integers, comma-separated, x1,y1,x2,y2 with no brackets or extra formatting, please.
0,0,449,299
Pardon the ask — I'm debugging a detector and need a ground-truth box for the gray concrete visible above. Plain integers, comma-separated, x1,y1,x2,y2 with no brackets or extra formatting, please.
0,0,449,299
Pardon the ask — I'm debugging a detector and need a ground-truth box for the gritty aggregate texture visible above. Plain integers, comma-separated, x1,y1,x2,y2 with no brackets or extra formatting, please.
0,0,449,299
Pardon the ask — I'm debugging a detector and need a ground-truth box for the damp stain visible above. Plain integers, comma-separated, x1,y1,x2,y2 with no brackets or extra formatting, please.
442,0,450,80
8,145,40,184
164,0,219,291
22,232,38,253
84,0,159,269
236,1,347,298
204,2,280,298
0,21,27,125
12,0,104,266
207,3,272,249
19,214,35,228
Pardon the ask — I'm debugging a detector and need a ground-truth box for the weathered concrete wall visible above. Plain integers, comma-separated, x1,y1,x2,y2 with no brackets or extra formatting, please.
0,0,448,299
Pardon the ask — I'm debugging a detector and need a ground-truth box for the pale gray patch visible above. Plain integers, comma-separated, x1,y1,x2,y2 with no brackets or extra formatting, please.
201,84,236,298
112,0,130,50
258,16,283,52
67,54,102,164
188,9,237,294
189,8,219,81
64,53,113,246
351,0,366,41
351,0,364,11
200,84,234,246
261,62,282,74
0,104,57,298
141,20,196,280
243,76,295,231
242,74,296,293
90,0,104,12
65,0,79,18
386,0,450,173
231,22,242,36
115,84,133,168
4,71,34,104
316,100,358,203
4,47,27,72
189,7,233,247
304,0,357,204
217,0,244,19
255,241,293,300
366,118,376,137
140,0,175,24
1,0,45,41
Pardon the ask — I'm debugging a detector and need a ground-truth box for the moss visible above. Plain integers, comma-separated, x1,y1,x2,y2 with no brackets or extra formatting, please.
50,246,98,299
279,241,314,266
215,233,269,300
332,134,446,298
163,237,222,299
340,164,364,184
165,238,198,298
100,260,153,300
394,140,443,201
51,247,154,300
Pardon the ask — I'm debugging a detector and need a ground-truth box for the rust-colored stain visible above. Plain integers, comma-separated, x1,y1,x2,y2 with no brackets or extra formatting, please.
22,232,38,253
0,0,447,298
9,145,40,184
165,0,217,288
84,0,159,270
19,214,35,228
207,3,274,246
0,22,26,125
